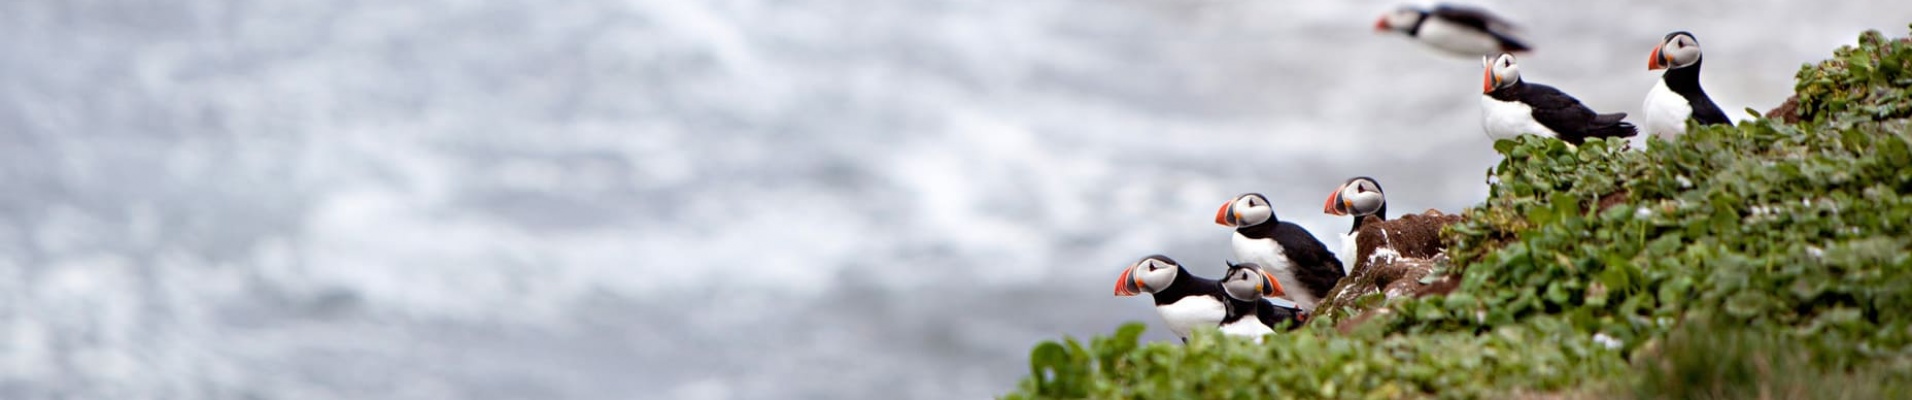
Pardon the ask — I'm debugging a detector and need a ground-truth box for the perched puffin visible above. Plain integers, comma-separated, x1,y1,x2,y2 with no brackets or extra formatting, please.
1375,4,1530,57
1216,262,1284,339
1481,53,1639,145
1215,193,1345,312
1322,177,1388,273
1113,255,1229,342
1218,262,1308,338
1643,31,1730,140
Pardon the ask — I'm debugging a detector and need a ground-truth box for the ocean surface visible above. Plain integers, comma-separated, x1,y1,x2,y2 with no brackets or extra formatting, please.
3,0,1907,398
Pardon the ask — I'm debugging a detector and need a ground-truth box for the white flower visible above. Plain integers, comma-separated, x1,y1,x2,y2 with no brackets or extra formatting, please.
1592,333,1622,350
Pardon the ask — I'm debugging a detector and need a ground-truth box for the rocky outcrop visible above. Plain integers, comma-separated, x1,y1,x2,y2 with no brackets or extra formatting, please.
1314,210,1465,323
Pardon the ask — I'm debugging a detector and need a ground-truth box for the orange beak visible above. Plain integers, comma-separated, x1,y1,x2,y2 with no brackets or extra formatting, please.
1373,17,1389,32
1481,64,1496,93
1114,264,1143,296
1648,43,1668,70
1259,269,1285,298
1323,184,1349,216
1214,201,1236,227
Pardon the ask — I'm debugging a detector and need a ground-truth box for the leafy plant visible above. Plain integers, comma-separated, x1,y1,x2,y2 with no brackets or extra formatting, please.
1005,26,1912,399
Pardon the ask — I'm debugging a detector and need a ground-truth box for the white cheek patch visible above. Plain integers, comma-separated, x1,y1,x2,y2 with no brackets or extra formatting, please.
1141,267,1177,292
1236,205,1273,227
1348,192,1386,215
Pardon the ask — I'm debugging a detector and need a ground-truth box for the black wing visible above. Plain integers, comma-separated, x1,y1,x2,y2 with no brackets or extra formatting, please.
1430,4,1529,52
1690,97,1732,126
1430,4,1516,33
1522,83,1636,144
1272,222,1346,298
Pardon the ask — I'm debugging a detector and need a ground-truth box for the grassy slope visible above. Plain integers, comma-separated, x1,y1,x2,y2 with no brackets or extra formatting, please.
1004,26,1912,399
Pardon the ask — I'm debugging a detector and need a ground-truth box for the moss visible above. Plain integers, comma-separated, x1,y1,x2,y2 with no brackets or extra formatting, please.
1004,26,1912,399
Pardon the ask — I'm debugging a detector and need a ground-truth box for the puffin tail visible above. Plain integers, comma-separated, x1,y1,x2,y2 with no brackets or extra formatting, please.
1592,112,1628,126
1588,113,1638,139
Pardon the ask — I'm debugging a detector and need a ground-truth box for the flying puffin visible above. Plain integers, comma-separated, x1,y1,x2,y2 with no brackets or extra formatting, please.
1113,254,1230,342
1215,193,1345,312
1375,4,1530,57
1643,31,1731,140
1322,177,1388,272
1481,53,1639,145
1216,262,1286,340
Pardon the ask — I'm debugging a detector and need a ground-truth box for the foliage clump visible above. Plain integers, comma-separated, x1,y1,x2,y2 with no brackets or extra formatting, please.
1005,25,1912,399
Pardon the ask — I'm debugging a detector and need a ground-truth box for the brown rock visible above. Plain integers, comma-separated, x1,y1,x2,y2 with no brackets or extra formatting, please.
1765,94,1800,124
1315,210,1466,325
1596,189,1629,213
1350,210,1462,276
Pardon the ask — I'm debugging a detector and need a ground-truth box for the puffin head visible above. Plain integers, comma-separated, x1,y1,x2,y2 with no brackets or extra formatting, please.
1220,261,1284,301
1649,31,1702,70
1214,193,1275,228
1114,255,1181,296
1482,53,1521,93
1323,176,1388,217
1374,7,1423,33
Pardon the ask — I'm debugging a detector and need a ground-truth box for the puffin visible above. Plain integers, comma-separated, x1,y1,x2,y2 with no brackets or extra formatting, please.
1481,53,1639,145
1643,31,1731,140
1216,262,1286,340
1215,193,1345,312
1375,4,1530,57
1322,177,1388,273
1113,254,1230,342
1219,262,1310,337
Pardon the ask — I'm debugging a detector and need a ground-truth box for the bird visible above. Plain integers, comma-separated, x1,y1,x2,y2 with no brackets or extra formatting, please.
1322,177,1388,273
1218,262,1309,338
1375,4,1530,57
1215,193,1345,312
1113,254,1230,342
1217,261,1283,339
1643,31,1731,140
1481,53,1639,145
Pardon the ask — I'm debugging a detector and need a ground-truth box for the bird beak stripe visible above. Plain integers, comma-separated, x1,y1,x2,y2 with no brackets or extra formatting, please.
1214,202,1235,226
1323,184,1348,215
1649,43,1668,70
1114,265,1140,296
1260,269,1284,297
1481,65,1495,93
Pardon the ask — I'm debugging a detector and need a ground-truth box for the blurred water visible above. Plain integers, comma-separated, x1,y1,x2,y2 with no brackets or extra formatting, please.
1,0,1906,398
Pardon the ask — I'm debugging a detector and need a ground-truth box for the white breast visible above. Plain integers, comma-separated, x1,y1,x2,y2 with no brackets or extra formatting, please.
1155,295,1226,340
1232,232,1318,311
1415,18,1503,56
1642,78,1691,141
1481,95,1559,141
1337,231,1359,275
1218,318,1274,342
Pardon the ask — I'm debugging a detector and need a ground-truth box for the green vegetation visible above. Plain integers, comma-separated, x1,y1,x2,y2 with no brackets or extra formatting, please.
1005,26,1912,399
